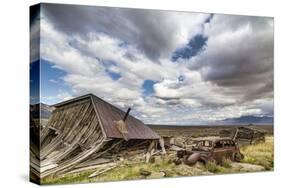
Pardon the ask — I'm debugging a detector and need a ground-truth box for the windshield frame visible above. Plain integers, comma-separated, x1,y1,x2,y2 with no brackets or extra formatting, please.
196,140,213,147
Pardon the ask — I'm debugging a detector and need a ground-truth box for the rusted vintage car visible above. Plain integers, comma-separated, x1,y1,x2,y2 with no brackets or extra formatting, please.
176,138,244,166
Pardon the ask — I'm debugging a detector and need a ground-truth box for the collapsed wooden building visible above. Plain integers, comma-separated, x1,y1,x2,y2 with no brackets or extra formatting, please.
30,94,161,179
219,126,265,144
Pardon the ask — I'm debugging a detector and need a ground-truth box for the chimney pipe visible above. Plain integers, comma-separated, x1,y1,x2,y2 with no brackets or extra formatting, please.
123,108,131,122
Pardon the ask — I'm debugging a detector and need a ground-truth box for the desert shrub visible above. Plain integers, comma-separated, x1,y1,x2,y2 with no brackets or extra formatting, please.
205,161,222,173
222,158,232,168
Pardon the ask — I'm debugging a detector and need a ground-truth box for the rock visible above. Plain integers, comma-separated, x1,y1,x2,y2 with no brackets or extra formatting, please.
118,157,124,161
160,171,166,177
149,156,155,163
148,171,166,179
139,169,151,176
173,158,182,165
175,164,213,176
230,162,265,172
154,155,163,163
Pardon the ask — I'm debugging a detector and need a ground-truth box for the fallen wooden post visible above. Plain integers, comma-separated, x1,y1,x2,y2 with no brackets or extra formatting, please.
88,165,118,178
159,137,166,154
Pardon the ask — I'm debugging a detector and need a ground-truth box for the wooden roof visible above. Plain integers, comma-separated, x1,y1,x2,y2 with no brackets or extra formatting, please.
53,94,160,140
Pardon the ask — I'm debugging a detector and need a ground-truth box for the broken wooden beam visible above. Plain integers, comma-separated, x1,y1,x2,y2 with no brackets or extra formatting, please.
88,165,118,178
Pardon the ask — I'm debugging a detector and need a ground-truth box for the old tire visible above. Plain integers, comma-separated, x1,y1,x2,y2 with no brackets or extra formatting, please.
197,159,207,165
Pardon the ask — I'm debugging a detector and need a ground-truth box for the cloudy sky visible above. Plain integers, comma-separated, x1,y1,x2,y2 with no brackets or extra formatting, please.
30,4,273,125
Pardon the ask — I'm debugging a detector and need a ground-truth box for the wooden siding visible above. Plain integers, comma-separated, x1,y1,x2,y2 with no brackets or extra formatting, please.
39,97,105,177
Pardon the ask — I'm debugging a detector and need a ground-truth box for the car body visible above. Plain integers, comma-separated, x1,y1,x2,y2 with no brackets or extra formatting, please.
177,138,244,166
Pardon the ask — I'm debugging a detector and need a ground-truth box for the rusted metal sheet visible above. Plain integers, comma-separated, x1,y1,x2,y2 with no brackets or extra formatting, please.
53,94,160,140
91,94,160,140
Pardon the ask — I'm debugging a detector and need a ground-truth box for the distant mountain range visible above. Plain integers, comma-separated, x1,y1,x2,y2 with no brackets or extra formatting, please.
30,102,273,126
30,103,54,119
148,115,273,128
222,115,273,125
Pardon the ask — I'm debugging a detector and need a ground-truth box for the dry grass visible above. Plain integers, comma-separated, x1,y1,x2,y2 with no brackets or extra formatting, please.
42,136,274,185
42,156,208,184
240,136,274,170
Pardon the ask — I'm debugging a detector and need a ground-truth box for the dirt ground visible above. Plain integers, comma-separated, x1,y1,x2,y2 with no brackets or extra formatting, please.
149,124,273,138
42,133,273,185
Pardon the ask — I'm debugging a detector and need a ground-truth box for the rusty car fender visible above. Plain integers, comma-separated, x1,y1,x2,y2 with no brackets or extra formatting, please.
183,152,208,166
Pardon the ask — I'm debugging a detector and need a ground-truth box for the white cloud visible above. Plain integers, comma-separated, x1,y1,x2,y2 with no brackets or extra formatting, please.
30,15,40,62
38,7,273,125
42,4,209,61
154,79,184,99
57,90,72,101
49,79,58,83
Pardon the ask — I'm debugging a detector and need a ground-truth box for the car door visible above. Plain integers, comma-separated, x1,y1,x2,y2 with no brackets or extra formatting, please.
212,140,226,163
224,140,236,160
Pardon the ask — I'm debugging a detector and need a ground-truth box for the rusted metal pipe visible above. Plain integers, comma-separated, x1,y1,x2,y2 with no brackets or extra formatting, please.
123,108,131,122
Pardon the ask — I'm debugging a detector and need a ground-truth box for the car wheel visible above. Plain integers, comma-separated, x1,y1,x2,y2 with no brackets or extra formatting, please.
197,159,207,165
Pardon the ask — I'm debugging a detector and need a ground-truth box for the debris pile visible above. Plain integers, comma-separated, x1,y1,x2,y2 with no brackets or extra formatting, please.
30,94,267,181
219,126,265,144
30,94,162,179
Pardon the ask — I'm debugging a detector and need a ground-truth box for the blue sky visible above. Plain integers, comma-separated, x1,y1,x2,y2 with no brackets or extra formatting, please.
30,4,274,125
172,34,208,61
142,80,157,96
40,60,72,104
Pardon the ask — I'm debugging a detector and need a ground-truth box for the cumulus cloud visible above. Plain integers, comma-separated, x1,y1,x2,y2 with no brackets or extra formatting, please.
30,6,40,63
41,4,208,61
37,4,274,124
187,15,273,104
